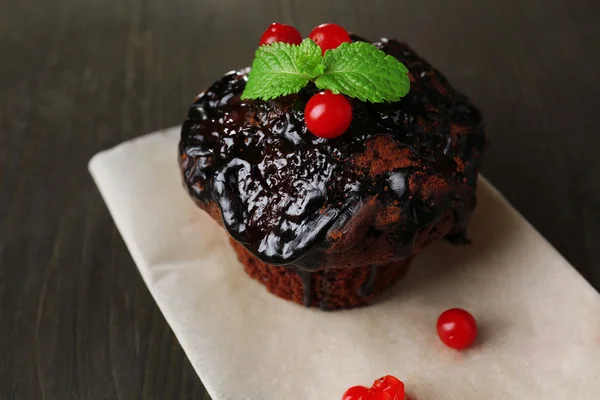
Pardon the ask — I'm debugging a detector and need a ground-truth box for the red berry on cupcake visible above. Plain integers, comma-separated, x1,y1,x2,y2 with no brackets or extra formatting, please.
305,91,352,139
309,23,352,54
437,308,478,349
259,23,302,46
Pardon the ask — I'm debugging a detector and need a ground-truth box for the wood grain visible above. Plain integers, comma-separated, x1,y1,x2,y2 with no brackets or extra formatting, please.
1,0,599,398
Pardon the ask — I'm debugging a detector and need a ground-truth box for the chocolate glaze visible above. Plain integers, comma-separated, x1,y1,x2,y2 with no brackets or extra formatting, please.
179,37,487,271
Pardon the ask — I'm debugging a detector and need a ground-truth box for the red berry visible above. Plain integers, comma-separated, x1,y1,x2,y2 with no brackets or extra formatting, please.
372,375,404,398
437,308,478,349
259,23,302,46
342,385,369,400
369,392,394,400
309,23,351,55
305,91,352,139
342,376,405,400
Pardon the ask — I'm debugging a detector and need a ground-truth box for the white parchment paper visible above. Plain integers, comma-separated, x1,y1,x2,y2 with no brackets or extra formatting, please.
89,127,600,400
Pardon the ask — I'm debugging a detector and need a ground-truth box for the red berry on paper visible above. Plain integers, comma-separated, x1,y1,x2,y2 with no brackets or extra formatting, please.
342,375,405,400
372,375,404,397
309,23,351,54
305,91,352,139
369,393,393,400
437,308,478,349
259,23,302,46
342,385,370,400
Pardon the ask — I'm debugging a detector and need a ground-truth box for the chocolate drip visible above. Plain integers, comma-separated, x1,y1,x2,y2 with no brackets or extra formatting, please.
319,269,332,311
296,268,313,307
358,264,380,298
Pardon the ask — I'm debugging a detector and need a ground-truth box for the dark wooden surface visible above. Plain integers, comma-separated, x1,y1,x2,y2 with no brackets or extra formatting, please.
1,0,599,398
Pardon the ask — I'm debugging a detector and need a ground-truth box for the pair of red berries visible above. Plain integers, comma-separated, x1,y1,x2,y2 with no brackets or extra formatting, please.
259,22,353,139
259,22,351,54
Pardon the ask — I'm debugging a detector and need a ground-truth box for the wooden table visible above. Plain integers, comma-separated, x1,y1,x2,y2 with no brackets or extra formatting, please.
1,0,599,398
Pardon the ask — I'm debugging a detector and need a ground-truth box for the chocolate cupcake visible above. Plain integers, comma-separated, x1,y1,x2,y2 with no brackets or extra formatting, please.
179,29,487,310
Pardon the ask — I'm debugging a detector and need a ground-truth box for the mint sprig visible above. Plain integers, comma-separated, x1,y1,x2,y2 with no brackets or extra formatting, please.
242,39,323,101
241,39,410,102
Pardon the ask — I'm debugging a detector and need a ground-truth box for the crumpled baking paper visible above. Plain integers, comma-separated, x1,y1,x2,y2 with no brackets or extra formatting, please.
89,127,600,400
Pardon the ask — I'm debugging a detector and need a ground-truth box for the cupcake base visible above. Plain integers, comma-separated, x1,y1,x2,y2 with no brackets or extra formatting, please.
230,239,413,310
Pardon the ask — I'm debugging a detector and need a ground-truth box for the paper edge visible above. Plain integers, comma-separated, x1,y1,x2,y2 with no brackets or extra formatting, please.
88,128,227,399
477,176,598,296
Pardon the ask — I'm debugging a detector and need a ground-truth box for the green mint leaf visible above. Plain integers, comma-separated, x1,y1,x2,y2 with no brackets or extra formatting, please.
241,39,323,100
296,38,325,78
315,42,410,102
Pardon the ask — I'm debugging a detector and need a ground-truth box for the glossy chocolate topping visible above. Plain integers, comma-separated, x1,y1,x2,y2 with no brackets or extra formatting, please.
179,37,486,270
